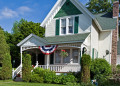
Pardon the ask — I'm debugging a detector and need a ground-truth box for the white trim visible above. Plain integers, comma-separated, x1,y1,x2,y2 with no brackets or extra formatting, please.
60,16,75,35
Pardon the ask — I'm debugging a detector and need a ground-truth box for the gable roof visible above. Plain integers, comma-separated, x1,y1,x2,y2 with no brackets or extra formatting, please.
40,0,95,27
44,33,90,44
17,34,48,47
94,12,117,31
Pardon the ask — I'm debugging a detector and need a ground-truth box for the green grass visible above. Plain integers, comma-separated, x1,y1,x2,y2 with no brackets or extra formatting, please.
0,80,66,86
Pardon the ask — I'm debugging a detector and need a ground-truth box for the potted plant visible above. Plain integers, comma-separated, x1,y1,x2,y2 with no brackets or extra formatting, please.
60,50,68,58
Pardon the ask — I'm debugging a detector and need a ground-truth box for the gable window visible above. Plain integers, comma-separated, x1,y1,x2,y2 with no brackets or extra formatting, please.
61,19,66,34
60,17,74,35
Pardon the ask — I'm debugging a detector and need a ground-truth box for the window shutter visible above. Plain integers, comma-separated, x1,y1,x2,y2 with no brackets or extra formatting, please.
56,19,60,35
74,16,79,34
92,48,94,60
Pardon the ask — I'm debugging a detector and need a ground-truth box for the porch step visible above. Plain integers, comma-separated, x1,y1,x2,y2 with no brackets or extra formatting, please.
14,77,22,82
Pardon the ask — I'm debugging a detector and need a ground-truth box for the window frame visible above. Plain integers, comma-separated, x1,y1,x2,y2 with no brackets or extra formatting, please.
59,16,75,35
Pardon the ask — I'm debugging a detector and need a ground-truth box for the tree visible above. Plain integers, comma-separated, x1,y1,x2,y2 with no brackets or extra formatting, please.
81,54,91,83
22,54,32,82
1,53,12,80
86,0,113,14
0,27,12,80
0,27,9,65
5,19,45,67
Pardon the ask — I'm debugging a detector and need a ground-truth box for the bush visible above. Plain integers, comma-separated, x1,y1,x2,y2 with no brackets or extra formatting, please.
32,68,56,83
91,58,112,85
81,54,91,83
44,69,56,83
22,54,32,82
1,53,12,80
30,74,44,83
53,75,62,84
61,73,76,85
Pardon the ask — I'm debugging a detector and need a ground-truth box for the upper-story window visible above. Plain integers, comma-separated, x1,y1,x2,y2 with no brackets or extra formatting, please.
60,17,74,35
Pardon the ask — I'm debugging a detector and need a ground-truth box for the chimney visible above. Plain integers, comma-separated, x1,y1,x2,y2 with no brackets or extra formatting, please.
113,1,119,18
111,1,119,70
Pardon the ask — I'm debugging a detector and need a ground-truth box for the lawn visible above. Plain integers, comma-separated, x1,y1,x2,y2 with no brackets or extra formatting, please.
0,80,66,86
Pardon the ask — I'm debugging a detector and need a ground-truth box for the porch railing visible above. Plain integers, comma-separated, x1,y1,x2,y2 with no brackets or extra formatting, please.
38,64,81,72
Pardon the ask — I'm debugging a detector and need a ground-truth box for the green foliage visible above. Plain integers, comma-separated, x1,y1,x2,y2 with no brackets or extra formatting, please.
0,28,9,64
81,54,91,83
32,68,77,85
86,0,113,14
30,74,44,83
61,74,76,85
22,54,32,82
1,53,12,80
5,19,45,67
53,75,62,84
91,58,112,85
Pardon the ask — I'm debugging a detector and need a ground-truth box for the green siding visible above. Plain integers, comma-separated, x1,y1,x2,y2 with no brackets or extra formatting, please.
54,0,82,18
92,48,94,60
56,19,60,35
74,16,79,34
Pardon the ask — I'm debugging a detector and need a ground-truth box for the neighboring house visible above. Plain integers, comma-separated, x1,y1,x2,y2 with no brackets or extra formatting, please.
13,0,119,78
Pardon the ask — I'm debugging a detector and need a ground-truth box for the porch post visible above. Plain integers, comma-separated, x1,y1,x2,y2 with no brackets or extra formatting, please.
46,55,50,69
36,51,38,67
20,46,22,67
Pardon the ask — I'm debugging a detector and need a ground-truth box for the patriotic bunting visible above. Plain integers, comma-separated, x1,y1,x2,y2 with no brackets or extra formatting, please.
39,45,57,55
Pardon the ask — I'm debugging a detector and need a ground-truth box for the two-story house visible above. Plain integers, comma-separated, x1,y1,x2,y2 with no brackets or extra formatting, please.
13,0,119,78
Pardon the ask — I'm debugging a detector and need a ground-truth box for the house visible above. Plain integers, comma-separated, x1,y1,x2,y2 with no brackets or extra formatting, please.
13,0,119,78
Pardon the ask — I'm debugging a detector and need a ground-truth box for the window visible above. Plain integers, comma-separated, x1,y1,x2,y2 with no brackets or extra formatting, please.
60,17,74,35
63,49,70,63
55,50,61,63
72,49,78,63
68,18,73,33
61,19,66,34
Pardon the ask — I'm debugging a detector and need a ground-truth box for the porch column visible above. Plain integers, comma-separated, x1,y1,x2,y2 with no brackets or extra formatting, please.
36,51,38,67
46,55,50,69
20,46,22,66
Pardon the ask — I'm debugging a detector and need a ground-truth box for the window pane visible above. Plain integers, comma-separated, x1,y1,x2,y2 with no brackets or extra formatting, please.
72,49,78,63
55,50,61,63
61,19,66,27
69,18,73,26
61,27,66,34
63,49,70,63
69,26,73,33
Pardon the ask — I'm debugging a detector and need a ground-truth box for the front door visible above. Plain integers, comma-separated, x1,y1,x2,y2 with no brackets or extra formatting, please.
38,53,45,65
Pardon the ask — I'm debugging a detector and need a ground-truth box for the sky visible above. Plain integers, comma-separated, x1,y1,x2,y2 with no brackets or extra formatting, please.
0,0,89,33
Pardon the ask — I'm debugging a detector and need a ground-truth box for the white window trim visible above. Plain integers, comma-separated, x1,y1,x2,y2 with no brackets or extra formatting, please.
59,16,75,35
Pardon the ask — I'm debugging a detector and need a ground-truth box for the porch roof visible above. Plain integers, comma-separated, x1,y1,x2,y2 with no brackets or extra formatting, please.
44,33,90,44
17,33,90,47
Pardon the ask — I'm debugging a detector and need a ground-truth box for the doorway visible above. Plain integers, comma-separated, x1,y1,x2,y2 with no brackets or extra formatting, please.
38,53,45,65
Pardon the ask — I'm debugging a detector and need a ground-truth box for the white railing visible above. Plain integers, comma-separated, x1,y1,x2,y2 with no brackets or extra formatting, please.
12,64,22,79
38,64,81,72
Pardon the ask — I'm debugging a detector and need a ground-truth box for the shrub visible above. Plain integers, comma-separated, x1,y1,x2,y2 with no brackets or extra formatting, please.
81,54,91,83
22,54,32,82
61,73,76,85
91,58,112,85
44,69,56,83
1,53,12,80
30,74,44,83
53,75,62,84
